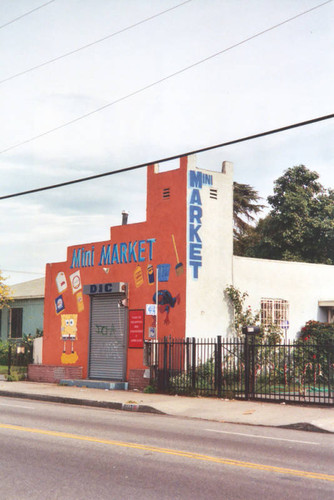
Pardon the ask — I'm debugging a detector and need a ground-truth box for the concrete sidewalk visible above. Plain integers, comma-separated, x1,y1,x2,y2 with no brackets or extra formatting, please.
0,380,333,433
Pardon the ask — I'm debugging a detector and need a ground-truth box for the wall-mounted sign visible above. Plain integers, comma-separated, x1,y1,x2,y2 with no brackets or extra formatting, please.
188,170,214,279
148,327,156,339
56,272,67,293
55,295,65,314
83,282,127,295
146,304,157,316
70,270,82,294
70,238,156,269
128,310,144,348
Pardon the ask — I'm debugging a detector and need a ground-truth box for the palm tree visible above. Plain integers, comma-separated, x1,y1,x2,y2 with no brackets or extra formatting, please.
233,182,264,255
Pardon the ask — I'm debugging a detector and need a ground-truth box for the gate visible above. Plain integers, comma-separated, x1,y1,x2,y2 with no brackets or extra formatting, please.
6,339,33,379
88,294,127,380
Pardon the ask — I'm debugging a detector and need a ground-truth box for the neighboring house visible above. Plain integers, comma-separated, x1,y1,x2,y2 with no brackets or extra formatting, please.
0,278,44,341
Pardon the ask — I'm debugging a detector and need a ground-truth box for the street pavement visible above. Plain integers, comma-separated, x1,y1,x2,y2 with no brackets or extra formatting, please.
0,379,333,433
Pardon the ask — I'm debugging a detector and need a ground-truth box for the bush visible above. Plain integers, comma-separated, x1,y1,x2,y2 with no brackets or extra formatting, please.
299,320,334,344
0,341,9,365
169,357,216,396
296,321,334,384
5,368,26,381
143,384,157,394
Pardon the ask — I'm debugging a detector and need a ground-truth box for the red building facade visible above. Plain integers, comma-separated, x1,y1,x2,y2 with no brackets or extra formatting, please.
42,158,189,387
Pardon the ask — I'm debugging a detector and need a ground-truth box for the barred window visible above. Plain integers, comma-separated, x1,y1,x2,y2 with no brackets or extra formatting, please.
261,299,289,328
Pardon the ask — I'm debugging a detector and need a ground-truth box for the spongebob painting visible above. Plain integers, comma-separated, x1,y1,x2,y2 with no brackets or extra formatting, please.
60,314,78,364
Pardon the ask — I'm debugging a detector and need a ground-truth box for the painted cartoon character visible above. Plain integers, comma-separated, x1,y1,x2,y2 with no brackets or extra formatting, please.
152,290,180,325
61,314,78,354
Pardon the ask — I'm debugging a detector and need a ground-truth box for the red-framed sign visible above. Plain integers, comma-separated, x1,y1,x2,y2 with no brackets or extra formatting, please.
128,309,145,348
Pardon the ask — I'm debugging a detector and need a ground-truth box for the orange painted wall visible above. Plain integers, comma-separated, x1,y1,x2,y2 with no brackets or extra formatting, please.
42,158,188,379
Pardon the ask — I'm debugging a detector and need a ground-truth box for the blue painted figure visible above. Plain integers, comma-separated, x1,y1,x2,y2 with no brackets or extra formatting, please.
153,290,180,325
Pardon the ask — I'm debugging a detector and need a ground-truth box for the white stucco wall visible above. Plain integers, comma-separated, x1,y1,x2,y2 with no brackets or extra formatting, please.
33,336,43,364
233,256,334,338
183,156,334,341
186,158,234,338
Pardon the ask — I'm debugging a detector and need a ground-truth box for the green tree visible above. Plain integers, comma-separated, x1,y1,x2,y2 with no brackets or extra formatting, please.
0,270,12,310
245,165,334,264
233,182,264,255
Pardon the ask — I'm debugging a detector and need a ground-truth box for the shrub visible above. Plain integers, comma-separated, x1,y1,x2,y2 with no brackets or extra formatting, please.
143,384,157,394
296,321,334,384
0,341,10,365
299,320,334,344
169,356,216,396
5,369,26,381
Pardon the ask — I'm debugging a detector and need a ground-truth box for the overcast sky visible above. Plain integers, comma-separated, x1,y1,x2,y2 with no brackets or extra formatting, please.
1,0,333,285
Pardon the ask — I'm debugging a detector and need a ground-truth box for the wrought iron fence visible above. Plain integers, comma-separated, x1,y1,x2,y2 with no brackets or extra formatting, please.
3,340,33,379
146,336,334,405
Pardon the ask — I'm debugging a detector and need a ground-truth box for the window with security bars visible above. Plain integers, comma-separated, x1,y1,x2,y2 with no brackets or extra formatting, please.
261,299,289,328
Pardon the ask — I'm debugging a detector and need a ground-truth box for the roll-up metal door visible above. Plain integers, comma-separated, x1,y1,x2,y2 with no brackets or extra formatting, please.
88,294,127,380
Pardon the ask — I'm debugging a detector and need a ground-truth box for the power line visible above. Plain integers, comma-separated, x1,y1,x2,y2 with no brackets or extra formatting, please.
2,269,44,276
1,113,333,201
0,0,55,30
0,0,193,85
0,0,332,156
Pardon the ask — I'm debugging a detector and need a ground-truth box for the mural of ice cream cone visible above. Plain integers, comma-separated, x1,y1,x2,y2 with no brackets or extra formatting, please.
172,234,183,275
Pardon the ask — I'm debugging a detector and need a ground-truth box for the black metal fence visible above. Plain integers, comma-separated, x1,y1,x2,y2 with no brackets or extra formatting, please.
146,336,334,405
5,341,33,379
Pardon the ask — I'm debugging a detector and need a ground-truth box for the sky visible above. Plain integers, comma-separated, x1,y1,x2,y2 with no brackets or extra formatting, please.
0,0,333,285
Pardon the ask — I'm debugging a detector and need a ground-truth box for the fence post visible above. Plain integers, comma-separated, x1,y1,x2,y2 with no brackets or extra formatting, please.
192,337,196,392
244,334,250,399
329,341,333,402
242,327,260,400
186,338,190,373
163,336,168,392
8,343,12,376
216,336,222,398
168,336,172,380
250,335,256,397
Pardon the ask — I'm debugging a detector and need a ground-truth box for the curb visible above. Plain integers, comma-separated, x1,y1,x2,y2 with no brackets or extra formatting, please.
0,391,164,415
1,390,332,434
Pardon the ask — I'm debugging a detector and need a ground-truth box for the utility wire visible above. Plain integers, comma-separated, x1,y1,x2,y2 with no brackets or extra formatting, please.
0,113,333,201
0,0,55,30
0,0,193,85
0,0,332,156
2,269,44,276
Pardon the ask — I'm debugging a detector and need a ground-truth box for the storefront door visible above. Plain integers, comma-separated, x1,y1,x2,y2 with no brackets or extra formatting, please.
88,294,127,380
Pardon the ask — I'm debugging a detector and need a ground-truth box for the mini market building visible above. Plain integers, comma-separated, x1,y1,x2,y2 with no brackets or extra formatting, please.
41,156,233,387
39,155,334,388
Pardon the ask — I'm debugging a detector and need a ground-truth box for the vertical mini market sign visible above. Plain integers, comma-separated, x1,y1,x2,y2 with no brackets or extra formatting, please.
188,170,213,279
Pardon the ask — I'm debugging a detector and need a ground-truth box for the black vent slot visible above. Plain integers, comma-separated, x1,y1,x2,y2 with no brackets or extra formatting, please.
210,189,218,200
163,188,170,199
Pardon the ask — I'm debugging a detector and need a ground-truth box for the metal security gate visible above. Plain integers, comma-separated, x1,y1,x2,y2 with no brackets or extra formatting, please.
88,294,127,380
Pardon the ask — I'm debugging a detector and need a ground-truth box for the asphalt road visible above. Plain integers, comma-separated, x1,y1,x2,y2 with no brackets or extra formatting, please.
0,396,333,499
